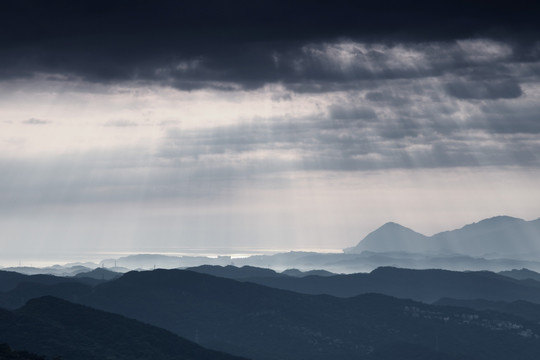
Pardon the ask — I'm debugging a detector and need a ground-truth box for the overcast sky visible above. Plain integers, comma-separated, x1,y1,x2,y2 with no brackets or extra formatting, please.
1,0,540,263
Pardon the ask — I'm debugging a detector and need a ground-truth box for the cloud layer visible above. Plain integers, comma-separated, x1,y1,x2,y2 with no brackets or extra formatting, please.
1,1,540,254
1,0,539,89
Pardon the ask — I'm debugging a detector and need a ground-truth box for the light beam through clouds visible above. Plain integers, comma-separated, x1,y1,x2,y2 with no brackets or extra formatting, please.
1,1,540,263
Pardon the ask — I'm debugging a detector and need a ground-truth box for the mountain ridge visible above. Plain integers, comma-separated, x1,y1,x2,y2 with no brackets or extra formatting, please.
4,268,540,359
345,215,540,258
0,295,248,360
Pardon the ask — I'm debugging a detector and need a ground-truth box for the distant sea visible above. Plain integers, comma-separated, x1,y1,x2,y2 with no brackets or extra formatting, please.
0,247,342,268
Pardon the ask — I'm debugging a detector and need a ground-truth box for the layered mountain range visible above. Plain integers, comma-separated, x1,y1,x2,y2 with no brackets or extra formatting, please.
2,215,540,359
345,216,540,258
4,268,540,360
3,216,539,275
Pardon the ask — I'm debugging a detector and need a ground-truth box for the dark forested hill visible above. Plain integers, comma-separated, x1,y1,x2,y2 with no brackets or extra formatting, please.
0,296,247,360
434,298,540,322
499,268,540,282
4,269,540,360
186,265,336,279
0,281,93,309
0,270,104,293
80,270,540,360
0,343,51,360
74,267,121,281
185,265,285,279
186,265,540,303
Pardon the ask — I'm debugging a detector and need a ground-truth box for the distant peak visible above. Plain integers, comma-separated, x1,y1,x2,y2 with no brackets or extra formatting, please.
465,216,524,228
380,221,399,227
374,222,422,235
344,221,427,253
479,215,522,223
379,222,409,229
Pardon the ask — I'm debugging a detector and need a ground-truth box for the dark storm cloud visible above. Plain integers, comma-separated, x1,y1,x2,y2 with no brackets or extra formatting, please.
157,106,540,174
479,103,540,134
328,105,377,121
160,117,324,159
445,80,523,100
1,0,539,89
365,91,411,106
377,118,422,139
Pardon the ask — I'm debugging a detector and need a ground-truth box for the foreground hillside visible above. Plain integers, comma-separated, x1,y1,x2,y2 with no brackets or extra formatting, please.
0,296,247,360
0,343,51,360
3,269,540,360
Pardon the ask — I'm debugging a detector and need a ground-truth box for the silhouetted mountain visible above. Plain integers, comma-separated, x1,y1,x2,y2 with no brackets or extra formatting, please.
100,254,184,269
0,296,247,360
89,271,538,359
8,269,535,360
344,222,429,253
345,216,540,259
231,251,540,273
499,268,540,282
20,242,535,277
0,271,29,292
1,265,91,277
0,281,93,309
181,266,540,304
186,265,284,279
6,266,540,310
281,268,336,277
322,251,540,273
434,298,540,322
432,216,540,258
0,343,52,360
0,270,102,293
74,268,121,281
